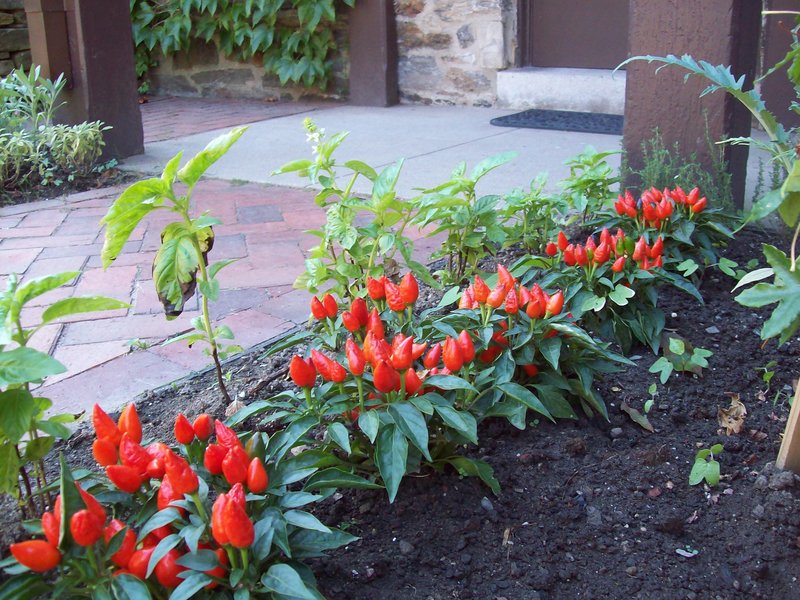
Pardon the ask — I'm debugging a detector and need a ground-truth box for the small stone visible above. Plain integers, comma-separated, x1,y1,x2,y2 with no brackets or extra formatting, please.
705,325,720,334
586,506,603,527
480,497,495,512
768,471,795,490
460,553,472,564
610,427,624,439
751,504,765,518
626,566,638,576
398,540,414,555
753,475,769,490
518,453,533,464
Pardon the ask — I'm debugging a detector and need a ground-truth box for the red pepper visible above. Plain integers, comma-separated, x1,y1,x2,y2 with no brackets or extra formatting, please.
649,236,663,258
310,296,327,320
117,404,142,444
155,548,186,588
191,414,213,441
632,236,648,262
106,464,143,493
204,443,227,475
412,342,427,360
222,494,254,548
119,434,149,475
443,336,464,372
519,285,532,307
104,520,136,568
384,280,406,312
92,404,121,446
504,288,519,315
215,420,243,451
366,275,386,300
593,242,611,265
246,457,269,493
404,369,423,396
342,310,360,332
322,293,338,318
611,256,626,273
228,482,246,508
92,438,118,467
345,338,366,376
399,272,419,305
76,483,107,523
585,236,597,253
351,297,369,326
367,332,391,365
164,451,199,495
522,364,539,377
310,349,345,383
157,474,181,511
459,286,476,309
574,244,588,266
390,336,414,371
478,345,502,364
10,540,61,572
691,197,707,213
367,308,385,339
128,547,155,579
563,244,576,266
473,275,490,303
497,265,515,289
545,290,564,316
205,547,229,589
457,330,475,364
70,509,104,547
486,283,506,308
289,355,316,388
545,242,558,256
41,511,60,547
599,228,611,246
211,494,229,546
557,231,569,251
222,446,249,485
423,343,442,370
174,414,195,445
373,360,400,393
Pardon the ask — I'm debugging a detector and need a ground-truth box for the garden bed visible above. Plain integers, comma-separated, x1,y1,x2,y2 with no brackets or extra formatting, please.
3,226,798,599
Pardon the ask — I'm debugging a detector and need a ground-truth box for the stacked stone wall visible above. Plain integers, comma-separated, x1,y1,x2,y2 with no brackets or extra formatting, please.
0,0,30,76
395,0,514,106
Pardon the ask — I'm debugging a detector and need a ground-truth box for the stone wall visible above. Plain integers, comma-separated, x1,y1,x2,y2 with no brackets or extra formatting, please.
395,0,514,106
146,15,349,101
0,0,30,76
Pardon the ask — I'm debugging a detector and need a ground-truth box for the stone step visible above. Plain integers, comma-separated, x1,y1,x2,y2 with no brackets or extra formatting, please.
496,67,626,115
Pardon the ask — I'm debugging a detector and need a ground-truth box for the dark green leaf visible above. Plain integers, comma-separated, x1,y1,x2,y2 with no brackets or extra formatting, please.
260,564,317,600
446,456,500,494
304,468,381,491
375,425,408,503
41,296,129,324
0,389,36,443
387,403,431,461
0,347,65,387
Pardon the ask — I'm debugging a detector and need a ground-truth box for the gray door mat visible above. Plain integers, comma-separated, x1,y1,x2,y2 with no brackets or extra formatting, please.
490,108,623,135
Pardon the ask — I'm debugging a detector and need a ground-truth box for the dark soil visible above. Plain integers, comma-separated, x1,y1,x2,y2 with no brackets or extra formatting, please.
0,167,138,206
3,227,800,599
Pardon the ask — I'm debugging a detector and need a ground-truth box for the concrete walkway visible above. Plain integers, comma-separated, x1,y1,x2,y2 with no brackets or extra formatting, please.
3,96,759,417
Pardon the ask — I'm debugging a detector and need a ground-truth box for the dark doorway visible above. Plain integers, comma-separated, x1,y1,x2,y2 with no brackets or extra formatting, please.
519,0,630,69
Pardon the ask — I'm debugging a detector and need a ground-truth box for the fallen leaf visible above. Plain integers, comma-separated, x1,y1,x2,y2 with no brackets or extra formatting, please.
756,390,767,402
718,395,747,435
502,527,512,547
743,453,759,465
621,402,654,432
749,430,768,441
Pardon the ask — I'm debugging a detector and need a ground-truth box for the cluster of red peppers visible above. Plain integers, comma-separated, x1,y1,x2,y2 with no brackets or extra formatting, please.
9,403,271,590
614,186,707,231
547,228,664,272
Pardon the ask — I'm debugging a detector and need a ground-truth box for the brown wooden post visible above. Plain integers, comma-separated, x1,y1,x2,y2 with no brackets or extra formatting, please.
348,0,398,106
776,384,800,472
24,0,143,158
623,0,761,208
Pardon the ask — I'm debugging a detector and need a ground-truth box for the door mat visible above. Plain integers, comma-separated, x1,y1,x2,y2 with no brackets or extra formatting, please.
490,108,623,135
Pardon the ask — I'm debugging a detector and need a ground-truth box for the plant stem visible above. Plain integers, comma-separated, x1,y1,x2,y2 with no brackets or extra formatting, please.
790,219,800,272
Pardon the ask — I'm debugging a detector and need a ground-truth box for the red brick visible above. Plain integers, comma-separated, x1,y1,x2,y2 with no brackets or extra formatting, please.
0,226,59,239
1,234,97,250
23,256,88,281
39,244,102,260
281,209,327,230
19,209,67,229
73,266,137,300
211,309,293,350
255,288,311,325
132,280,199,315
27,323,62,355
0,248,41,275
209,234,247,260
59,313,193,345
85,250,155,269
148,340,213,371
49,340,131,384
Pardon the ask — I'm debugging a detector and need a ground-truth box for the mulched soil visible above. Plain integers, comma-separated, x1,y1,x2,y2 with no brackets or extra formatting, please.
2,225,799,599
0,168,138,207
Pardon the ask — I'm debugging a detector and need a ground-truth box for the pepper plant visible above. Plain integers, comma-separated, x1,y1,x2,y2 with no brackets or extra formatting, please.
275,119,433,299
500,173,568,255
0,272,128,517
560,146,621,224
101,128,248,403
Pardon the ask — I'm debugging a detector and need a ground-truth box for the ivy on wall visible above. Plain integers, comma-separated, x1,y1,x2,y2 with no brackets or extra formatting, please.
130,0,355,91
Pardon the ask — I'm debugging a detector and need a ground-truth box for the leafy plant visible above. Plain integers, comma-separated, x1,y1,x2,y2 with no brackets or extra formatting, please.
101,128,248,403
560,146,621,223
1,407,354,599
648,336,713,384
0,65,65,131
0,273,128,516
500,174,568,255
412,152,516,284
275,119,431,299
130,0,355,92
689,443,724,486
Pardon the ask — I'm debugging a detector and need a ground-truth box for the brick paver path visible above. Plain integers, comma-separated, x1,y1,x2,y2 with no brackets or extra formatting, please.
0,101,440,416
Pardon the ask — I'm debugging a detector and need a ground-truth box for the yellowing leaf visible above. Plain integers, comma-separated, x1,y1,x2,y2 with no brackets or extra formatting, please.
717,394,747,435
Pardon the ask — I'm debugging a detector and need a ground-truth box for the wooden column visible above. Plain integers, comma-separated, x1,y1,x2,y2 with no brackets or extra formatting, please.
24,0,143,159
348,0,398,106
623,0,761,208
776,384,800,472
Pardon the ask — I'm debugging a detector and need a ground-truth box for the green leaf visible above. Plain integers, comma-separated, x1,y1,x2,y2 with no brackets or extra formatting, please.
0,389,37,443
41,296,129,324
608,284,636,306
260,564,318,600
677,259,699,277
0,443,20,495
498,382,553,421
291,528,359,558
12,272,79,315
387,402,431,461
375,425,408,503
284,510,331,533
326,422,350,455
175,549,219,571
168,572,212,600
431,404,478,444
208,258,239,280
0,347,66,387
161,151,184,185
152,225,200,311
304,468,381,491
732,267,773,291
668,337,686,355
357,410,379,443
446,456,500,495
538,336,562,370
111,573,152,600
146,534,182,577
344,160,377,181
272,158,313,176
0,573,51,600
470,151,517,180
745,188,784,224
23,436,54,462
424,374,476,392
178,127,247,188
100,178,167,268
